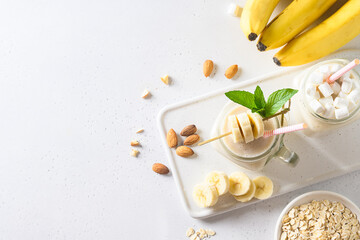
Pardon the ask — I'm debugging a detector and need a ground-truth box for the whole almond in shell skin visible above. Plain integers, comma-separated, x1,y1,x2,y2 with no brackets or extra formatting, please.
203,60,214,77
167,128,178,148
152,163,169,174
183,134,200,146
225,64,238,79
180,125,197,136
176,146,194,157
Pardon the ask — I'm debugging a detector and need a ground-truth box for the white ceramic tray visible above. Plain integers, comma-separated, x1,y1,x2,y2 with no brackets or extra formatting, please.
157,50,360,219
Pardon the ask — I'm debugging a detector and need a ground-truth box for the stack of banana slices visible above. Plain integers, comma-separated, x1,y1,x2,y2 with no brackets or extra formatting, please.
228,111,264,144
240,0,360,66
193,171,273,208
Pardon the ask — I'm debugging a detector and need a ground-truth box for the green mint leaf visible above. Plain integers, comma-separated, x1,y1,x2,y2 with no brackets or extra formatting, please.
254,86,266,110
265,88,298,117
225,91,256,110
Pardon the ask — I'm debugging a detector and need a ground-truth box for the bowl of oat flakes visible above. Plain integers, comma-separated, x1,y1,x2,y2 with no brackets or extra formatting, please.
274,191,360,240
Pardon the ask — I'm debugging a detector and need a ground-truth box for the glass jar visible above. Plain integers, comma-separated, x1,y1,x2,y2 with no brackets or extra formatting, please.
211,102,298,171
298,59,360,133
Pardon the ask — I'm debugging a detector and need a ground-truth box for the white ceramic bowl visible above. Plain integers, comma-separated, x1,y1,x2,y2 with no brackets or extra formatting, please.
274,191,360,240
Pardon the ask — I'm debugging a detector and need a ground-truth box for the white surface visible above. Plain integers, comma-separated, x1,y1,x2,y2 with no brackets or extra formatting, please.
157,50,360,219
274,191,360,239
0,0,360,239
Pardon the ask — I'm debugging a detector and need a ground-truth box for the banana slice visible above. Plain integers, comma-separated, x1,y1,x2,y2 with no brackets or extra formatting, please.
253,176,274,200
228,115,243,143
234,179,256,202
229,172,251,196
236,113,254,143
193,183,219,208
205,171,230,196
247,111,264,139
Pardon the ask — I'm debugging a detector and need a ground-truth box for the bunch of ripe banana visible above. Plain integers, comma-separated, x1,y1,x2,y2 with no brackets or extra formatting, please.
240,0,360,66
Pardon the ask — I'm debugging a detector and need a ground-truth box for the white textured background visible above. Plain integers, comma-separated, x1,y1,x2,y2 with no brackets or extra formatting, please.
0,0,359,239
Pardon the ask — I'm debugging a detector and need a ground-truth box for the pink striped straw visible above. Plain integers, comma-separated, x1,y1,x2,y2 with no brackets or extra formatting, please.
327,59,360,84
263,123,307,138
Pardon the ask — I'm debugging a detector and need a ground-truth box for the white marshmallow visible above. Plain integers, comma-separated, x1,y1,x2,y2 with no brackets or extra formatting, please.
338,91,348,98
330,82,341,95
348,100,356,112
335,107,350,119
348,89,360,104
330,64,342,73
318,65,330,74
323,103,335,119
334,97,349,109
309,72,324,85
341,78,353,94
319,96,334,106
342,72,351,80
318,82,334,98
309,99,325,114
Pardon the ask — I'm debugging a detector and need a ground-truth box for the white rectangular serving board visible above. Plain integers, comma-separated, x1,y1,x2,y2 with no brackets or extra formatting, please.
157,50,360,219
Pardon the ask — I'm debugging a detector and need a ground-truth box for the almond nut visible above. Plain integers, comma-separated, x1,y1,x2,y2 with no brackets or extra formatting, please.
180,124,197,136
183,134,200,146
130,140,140,146
203,60,214,77
225,64,238,79
167,128,178,148
176,146,194,157
152,163,169,174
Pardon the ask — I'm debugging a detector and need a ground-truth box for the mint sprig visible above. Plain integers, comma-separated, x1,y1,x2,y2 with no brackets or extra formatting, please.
225,86,298,118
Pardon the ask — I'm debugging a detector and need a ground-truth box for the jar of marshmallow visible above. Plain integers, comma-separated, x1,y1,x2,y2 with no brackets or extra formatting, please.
301,59,360,124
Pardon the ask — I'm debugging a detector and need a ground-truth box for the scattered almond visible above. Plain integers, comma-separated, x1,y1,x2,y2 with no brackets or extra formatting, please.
161,75,170,85
225,64,238,79
180,124,197,136
152,163,169,174
203,60,214,77
141,89,151,98
176,146,194,157
130,140,140,146
130,149,139,157
167,129,178,148
136,128,144,133
184,134,200,146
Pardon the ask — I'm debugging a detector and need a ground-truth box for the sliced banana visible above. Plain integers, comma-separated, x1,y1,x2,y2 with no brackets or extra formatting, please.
247,111,264,139
205,171,230,196
234,179,256,202
236,113,254,143
193,183,219,208
228,115,243,143
253,176,274,200
229,172,251,196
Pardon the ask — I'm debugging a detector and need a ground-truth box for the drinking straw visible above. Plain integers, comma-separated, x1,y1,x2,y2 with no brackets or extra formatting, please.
263,123,307,138
198,123,307,146
327,59,359,84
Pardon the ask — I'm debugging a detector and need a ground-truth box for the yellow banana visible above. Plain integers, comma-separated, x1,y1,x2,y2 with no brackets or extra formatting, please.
257,0,337,51
274,0,360,66
240,0,280,41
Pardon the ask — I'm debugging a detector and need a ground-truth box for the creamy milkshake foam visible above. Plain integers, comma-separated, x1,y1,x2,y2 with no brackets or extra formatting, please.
221,105,276,158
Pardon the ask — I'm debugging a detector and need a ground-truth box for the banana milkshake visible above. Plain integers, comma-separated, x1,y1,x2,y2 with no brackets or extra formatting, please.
212,101,298,171
298,59,360,132
221,106,276,158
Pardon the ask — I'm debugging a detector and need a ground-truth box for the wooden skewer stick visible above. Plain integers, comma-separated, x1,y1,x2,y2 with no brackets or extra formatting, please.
198,107,292,146
197,132,232,146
